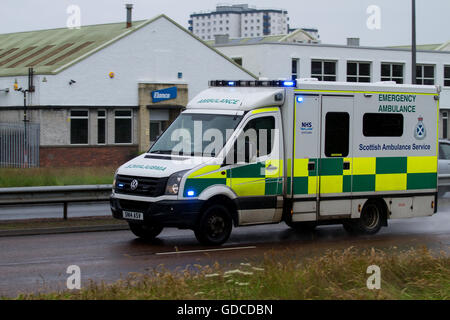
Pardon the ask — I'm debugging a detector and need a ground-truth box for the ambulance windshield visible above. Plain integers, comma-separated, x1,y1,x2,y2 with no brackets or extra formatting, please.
149,113,242,157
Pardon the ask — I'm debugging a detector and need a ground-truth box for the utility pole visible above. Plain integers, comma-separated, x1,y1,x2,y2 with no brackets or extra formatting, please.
411,0,417,84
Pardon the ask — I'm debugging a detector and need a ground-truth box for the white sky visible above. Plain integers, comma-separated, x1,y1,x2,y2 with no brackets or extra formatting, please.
0,0,448,46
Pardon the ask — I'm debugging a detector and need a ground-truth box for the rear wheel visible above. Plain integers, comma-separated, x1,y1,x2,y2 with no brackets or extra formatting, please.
343,201,383,235
129,223,163,240
194,204,232,246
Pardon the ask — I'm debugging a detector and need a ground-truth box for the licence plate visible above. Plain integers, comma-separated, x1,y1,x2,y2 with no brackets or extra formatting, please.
123,211,144,221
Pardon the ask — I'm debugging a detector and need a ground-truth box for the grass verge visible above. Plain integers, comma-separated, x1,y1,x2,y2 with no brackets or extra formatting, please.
15,247,450,300
0,216,126,231
0,167,115,188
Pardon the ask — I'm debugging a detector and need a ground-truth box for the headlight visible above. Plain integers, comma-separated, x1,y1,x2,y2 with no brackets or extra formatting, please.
165,170,189,195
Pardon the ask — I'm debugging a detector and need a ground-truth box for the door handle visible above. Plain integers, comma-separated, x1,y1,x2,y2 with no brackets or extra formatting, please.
343,162,351,170
266,165,278,171
308,162,315,171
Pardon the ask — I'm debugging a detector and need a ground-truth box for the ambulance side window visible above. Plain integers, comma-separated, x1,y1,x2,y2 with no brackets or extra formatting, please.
325,112,349,158
233,116,275,163
363,113,403,137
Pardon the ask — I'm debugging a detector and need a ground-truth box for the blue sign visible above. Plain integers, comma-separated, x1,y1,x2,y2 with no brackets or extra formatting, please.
151,87,177,103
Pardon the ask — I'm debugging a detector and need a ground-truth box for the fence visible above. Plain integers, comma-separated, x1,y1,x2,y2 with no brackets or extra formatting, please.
0,122,40,168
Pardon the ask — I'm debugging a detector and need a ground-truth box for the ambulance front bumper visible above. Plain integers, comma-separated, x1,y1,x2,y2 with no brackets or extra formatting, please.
110,196,205,229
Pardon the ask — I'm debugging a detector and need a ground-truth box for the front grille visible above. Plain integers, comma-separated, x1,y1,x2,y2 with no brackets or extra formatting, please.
119,199,149,212
115,175,168,197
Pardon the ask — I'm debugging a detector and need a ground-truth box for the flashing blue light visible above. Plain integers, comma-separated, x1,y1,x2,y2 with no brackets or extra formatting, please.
282,81,295,87
187,190,195,197
296,96,304,103
228,81,236,86
118,183,124,188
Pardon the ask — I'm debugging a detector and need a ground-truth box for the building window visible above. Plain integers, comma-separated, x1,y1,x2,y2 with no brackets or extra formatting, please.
115,110,132,144
347,62,371,82
444,66,450,87
70,110,89,144
416,65,434,85
311,60,336,81
381,63,404,84
363,113,404,137
97,110,106,144
292,58,299,81
443,112,448,139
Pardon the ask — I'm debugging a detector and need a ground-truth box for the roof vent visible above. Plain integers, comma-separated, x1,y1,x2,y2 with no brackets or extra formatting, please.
347,38,360,46
215,34,229,45
126,4,133,28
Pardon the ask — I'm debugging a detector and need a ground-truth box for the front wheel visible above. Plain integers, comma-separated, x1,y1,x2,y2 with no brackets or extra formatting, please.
194,204,232,246
129,223,163,240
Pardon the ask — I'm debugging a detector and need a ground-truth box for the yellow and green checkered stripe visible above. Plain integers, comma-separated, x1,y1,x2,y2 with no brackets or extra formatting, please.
183,162,283,197
292,156,437,195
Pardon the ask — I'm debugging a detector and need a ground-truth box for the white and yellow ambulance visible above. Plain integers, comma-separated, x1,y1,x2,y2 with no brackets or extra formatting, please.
111,79,440,245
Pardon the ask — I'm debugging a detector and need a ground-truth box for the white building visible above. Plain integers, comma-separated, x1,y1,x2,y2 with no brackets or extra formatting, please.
0,13,255,167
213,39,450,139
189,4,289,41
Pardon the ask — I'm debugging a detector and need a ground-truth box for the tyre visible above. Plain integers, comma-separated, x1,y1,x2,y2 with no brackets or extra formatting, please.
129,222,163,240
347,201,383,235
287,221,317,232
194,204,232,246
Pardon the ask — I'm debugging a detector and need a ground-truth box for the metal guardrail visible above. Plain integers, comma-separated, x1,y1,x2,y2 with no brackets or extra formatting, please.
0,176,448,221
0,185,112,219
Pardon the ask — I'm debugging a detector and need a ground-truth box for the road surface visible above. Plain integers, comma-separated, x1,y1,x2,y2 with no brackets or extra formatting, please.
0,198,449,298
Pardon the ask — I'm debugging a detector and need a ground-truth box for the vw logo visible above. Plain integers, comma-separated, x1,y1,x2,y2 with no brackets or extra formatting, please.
130,179,139,191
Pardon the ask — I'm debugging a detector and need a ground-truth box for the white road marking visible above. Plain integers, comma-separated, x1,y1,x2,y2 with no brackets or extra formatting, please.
155,246,257,255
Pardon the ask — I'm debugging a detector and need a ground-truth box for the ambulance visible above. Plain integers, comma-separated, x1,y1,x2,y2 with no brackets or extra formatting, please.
110,79,440,245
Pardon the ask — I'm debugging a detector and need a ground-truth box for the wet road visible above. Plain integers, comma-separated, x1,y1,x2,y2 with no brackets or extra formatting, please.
0,198,449,298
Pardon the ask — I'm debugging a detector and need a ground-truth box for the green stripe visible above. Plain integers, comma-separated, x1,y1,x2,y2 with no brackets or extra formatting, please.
376,157,407,174
353,175,376,192
231,162,265,178
343,175,352,193
265,178,280,195
407,173,437,190
319,158,343,176
293,177,308,195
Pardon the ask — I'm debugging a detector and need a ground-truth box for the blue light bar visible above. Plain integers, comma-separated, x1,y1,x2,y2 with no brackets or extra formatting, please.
282,81,295,87
209,80,297,88
296,96,304,103
118,183,124,188
187,190,195,197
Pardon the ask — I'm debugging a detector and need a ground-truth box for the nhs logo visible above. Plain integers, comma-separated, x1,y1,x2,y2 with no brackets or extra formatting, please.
151,87,177,103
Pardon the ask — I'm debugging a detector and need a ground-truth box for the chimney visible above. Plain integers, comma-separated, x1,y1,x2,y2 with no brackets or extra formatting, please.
347,37,360,46
126,4,133,28
215,34,229,45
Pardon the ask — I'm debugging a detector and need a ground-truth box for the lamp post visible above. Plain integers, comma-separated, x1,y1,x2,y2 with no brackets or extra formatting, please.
411,0,417,84
16,88,29,168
